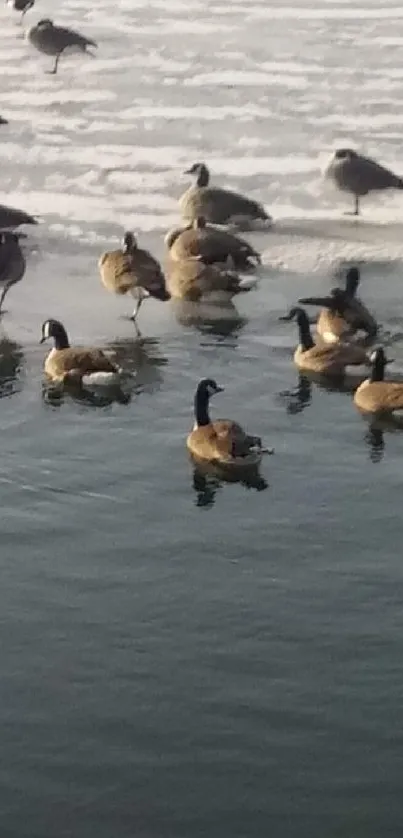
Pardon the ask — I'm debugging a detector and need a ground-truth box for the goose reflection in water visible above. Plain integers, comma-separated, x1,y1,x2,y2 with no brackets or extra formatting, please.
105,334,167,395
172,299,246,341
278,374,313,415
0,331,24,397
191,461,268,509
363,414,403,463
42,379,132,409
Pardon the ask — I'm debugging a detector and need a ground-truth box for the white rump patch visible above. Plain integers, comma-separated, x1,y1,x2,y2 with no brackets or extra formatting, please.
81,371,121,389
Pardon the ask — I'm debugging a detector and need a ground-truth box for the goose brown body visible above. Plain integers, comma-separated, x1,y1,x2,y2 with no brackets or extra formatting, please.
99,232,170,320
281,307,370,374
165,216,261,269
354,348,403,414
41,319,121,385
299,267,377,344
179,163,271,229
187,378,268,467
165,257,251,302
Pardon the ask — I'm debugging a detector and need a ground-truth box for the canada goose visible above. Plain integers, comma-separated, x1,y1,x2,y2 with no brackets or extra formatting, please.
99,231,170,322
354,348,402,415
165,257,255,302
325,149,403,215
187,378,271,467
0,116,8,125
40,319,123,387
8,0,34,21
0,203,36,229
299,266,377,344
28,19,97,74
0,232,26,312
179,163,272,230
279,306,370,374
165,216,261,270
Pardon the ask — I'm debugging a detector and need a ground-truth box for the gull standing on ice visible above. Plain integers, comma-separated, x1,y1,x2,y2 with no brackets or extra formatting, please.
325,148,403,216
28,19,97,74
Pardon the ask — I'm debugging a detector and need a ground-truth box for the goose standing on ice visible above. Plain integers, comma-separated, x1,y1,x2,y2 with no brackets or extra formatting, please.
179,163,272,230
40,319,124,388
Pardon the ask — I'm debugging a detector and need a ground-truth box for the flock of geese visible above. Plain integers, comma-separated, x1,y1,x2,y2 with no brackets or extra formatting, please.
3,0,403,472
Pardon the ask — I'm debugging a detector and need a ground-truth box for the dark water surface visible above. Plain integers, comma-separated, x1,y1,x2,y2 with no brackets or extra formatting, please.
3,0,403,832
1,231,403,838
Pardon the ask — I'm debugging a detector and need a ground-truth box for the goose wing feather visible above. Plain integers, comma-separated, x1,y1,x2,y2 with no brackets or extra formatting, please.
356,382,403,412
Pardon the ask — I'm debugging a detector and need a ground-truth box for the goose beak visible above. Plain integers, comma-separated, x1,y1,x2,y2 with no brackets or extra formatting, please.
215,385,224,393
39,336,46,344
279,314,293,322
386,358,394,365
298,296,333,306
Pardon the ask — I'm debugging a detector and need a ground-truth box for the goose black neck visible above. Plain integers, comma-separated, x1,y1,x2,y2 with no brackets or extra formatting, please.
345,269,359,298
194,386,210,426
297,311,314,350
370,356,386,383
53,323,70,350
197,165,209,188
123,235,135,254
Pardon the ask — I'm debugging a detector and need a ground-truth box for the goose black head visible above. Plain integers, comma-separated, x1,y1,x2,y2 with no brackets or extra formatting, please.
334,148,357,161
279,306,309,325
184,163,210,187
279,307,314,350
40,319,69,349
197,378,224,398
37,18,53,28
369,347,394,382
122,231,137,252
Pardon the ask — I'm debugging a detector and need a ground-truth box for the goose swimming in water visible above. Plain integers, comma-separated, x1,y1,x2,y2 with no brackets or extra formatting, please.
99,232,170,323
354,348,403,415
325,149,403,216
299,267,377,344
40,319,124,388
187,378,271,467
28,19,97,74
280,306,371,375
179,163,272,230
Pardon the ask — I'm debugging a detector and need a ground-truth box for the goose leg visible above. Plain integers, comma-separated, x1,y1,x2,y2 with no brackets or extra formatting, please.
344,194,360,217
0,283,11,314
130,293,143,322
47,53,61,75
